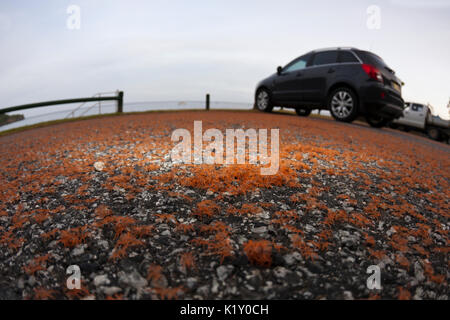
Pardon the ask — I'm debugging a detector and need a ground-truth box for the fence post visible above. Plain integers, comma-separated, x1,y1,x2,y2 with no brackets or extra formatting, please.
206,94,210,111
117,91,124,113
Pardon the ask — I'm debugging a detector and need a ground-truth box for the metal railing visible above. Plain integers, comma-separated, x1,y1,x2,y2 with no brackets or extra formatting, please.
64,91,121,119
0,91,123,115
0,93,261,132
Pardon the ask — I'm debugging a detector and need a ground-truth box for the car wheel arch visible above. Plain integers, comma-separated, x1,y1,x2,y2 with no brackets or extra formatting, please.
256,86,272,97
326,82,359,105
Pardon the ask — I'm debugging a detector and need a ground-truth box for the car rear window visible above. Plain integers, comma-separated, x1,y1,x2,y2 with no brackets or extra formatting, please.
356,51,389,69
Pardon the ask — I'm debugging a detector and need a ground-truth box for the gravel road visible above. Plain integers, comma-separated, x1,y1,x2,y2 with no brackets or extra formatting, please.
0,111,448,300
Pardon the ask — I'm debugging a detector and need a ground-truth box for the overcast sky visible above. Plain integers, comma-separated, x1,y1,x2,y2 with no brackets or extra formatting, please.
0,0,449,118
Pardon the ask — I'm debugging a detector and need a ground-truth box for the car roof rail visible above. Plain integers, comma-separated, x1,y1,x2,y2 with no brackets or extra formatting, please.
310,47,359,53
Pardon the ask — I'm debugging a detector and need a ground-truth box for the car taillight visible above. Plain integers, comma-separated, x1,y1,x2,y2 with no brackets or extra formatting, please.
362,64,383,82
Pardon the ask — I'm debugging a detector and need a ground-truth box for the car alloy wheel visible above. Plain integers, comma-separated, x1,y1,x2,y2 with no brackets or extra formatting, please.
256,90,270,112
330,91,354,119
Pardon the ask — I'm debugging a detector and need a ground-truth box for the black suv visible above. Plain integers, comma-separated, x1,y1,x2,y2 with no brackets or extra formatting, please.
254,47,404,127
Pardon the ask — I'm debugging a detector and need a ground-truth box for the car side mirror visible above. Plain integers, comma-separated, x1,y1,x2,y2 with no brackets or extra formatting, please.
277,66,282,75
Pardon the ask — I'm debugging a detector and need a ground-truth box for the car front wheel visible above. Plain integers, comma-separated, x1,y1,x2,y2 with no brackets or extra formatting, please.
328,88,358,122
255,89,273,112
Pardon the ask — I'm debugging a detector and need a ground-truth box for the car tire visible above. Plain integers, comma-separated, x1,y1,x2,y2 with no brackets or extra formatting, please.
388,123,398,129
328,87,358,123
366,115,389,128
399,126,410,132
255,88,273,113
426,127,441,141
295,108,311,117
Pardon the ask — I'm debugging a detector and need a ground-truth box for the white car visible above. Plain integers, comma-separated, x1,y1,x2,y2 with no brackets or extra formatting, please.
391,102,449,142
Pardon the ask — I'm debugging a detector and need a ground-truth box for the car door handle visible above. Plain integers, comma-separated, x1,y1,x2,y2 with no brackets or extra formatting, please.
296,72,303,77
328,68,335,73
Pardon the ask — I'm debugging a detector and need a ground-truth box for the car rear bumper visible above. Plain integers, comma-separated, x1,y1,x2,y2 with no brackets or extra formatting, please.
360,84,404,119
366,101,404,119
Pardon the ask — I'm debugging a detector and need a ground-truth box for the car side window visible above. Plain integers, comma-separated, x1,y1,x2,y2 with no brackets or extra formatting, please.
283,55,311,73
311,51,339,66
339,51,359,63
412,104,423,111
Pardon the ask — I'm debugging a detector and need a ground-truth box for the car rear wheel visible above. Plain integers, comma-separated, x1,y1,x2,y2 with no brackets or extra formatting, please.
388,123,398,129
295,108,311,117
366,115,389,128
255,88,273,112
328,88,358,122
426,127,441,141
399,126,410,132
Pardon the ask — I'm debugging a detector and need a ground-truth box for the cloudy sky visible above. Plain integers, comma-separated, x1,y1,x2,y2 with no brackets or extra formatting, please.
0,0,449,118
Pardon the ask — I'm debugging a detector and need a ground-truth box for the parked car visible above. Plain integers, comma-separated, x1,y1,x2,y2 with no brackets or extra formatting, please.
390,102,450,142
254,47,405,127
